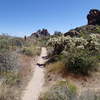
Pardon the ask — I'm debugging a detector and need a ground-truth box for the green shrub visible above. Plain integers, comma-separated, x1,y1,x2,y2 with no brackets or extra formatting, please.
9,38,24,49
46,61,65,74
66,49,98,75
0,39,10,51
39,80,77,100
95,26,100,33
4,72,20,86
21,46,41,56
0,35,25,52
0,84,21,100
0,51,21,86
47,34,99,75
22,47,34,56
0,52,20,75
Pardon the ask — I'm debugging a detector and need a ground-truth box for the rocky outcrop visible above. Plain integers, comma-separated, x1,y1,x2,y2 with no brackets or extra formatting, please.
64,30,80,37
30,29,50,38
64,24,100,37
87,9,100,25
64,9,100,37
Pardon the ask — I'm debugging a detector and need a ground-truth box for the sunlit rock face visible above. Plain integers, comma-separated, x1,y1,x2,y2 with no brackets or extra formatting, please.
87,9,100,25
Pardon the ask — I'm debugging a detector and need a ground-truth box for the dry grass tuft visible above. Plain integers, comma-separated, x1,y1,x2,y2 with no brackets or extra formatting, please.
46,61,65,74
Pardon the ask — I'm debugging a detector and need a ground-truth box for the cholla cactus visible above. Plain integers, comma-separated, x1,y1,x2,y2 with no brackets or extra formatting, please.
47,34,99,55
73,37,87,46
90,34,97,41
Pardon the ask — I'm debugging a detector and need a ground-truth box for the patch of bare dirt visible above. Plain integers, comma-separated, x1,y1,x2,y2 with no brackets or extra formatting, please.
45,63,100,92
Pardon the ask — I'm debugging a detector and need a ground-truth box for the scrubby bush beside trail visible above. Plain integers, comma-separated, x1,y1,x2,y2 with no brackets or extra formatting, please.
47,34,99,54
47,34,100,75
0,51,21,100
0,51,21,85
0,35,25,52
43,33,100,100
0,84,21,100
66,49,98,75
21,46,41,57
22,47,34,56
0,52,20,74
0,35,41,56
39,80,77,100
0,34,41,100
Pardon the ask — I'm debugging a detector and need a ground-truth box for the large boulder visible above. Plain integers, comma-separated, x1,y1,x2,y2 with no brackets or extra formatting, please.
87,9,100,25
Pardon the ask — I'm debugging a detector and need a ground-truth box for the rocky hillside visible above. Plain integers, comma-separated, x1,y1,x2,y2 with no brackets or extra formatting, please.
65,9,100,37
64,25,100,37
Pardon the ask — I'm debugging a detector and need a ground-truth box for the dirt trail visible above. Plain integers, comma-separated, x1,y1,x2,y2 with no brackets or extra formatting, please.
21,47,47,100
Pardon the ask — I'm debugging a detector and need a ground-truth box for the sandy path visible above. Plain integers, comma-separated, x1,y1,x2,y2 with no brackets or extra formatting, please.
21,47,47,100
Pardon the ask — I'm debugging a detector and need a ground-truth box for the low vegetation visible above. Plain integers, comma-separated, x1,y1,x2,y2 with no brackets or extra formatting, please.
40,24,100,100
0,34,41,100
47,34,100,75
21,46,40,56
66,49,98,75
0,52,21,100
39,80,77,100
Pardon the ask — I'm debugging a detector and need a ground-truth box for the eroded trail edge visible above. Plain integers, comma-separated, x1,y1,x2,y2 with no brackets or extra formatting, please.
22,47,47,100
